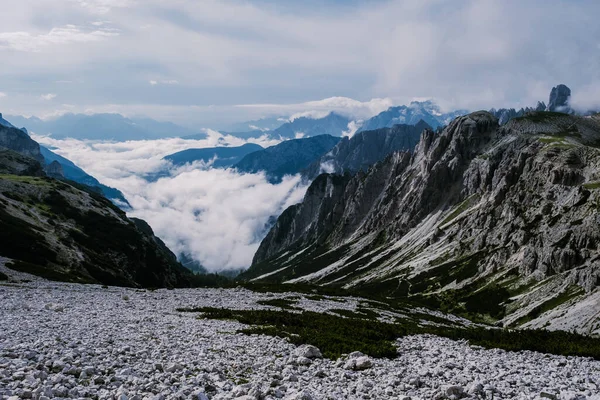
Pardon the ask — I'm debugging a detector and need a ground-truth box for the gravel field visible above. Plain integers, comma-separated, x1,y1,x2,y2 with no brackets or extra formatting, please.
1,265,599,400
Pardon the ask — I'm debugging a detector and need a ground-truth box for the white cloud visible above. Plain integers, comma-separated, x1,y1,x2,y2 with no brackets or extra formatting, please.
73,0,134,14
149,79,179,86
570,82,600,112
0,92,6,98
342,121,361,138
31,133,299,271
40,94,57,101
0,25,119,52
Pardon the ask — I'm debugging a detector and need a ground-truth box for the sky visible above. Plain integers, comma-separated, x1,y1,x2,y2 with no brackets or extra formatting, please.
1,0,599,129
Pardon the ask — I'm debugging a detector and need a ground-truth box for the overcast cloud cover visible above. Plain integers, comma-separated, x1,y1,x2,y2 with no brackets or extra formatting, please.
33,133,305,271
1,0,599,127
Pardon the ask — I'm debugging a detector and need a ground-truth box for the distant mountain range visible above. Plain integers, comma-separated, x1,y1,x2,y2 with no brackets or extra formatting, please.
6,113,203,141
358,101,467,132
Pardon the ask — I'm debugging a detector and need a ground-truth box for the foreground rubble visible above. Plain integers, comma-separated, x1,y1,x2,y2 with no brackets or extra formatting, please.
1,267,599,400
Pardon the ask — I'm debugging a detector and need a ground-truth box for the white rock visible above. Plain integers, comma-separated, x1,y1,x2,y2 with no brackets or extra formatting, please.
294,345,322,359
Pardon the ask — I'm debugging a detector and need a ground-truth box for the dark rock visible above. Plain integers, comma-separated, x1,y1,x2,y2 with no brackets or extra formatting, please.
547,84,571,112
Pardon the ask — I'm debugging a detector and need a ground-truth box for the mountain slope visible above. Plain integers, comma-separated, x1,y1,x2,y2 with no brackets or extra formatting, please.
242,111,600,334
39,146,129,206
234,135,341,182
0,113,15,128
164,143,264,169
303,120,431,180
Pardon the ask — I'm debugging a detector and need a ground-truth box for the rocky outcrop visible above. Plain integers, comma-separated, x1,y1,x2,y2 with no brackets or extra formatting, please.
0,149,45,176
547,84,571,112
243,111,600,332
0,125,44,164
303,121,432,180
44,160,64,179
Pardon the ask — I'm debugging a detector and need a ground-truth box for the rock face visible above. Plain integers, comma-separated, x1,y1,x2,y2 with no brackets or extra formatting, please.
0,113,15,128
303,121,432,180
547,84,572,112
0,125,44,164
0,150,45,176
234,134,341,182
44,160,64,179
243,111,600,331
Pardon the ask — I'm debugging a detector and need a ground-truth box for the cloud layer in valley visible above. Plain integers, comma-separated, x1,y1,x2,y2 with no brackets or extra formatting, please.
1,0,599,127
33,133,306,272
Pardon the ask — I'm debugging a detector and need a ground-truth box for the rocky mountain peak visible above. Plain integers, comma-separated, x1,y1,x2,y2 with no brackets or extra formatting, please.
547,84,571,112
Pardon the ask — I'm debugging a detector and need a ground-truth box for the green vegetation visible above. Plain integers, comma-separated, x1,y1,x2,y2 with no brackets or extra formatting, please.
511,285,584,327
583,182,600,190
180,306,600,360
256,298,300,310
514,111,568,123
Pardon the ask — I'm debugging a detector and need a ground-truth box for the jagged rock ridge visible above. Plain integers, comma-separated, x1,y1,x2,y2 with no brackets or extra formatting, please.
243,111,600,334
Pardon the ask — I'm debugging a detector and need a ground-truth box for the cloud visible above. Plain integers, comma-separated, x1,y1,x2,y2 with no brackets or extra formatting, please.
0,24,119,52
0,92,6,98
570,82,600,112
239,97,395,122
40,94,57,101
342,121,361,138
2,0,600,127
31,133,301,271
149,79,179,86
73,0,134,14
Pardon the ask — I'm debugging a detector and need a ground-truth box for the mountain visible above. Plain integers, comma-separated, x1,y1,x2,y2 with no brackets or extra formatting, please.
224,116,288,133
0,113,15,128
490,84,576,125
0,128,193,287
303,120,432,180
242,111,600,334
39,146,129,206
164,143,264,169
271,112,351,139
358,101,466,132
234,135,341,182
0,124,45,164
6,113,201,141
489,102,546,125
547,84,572,112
